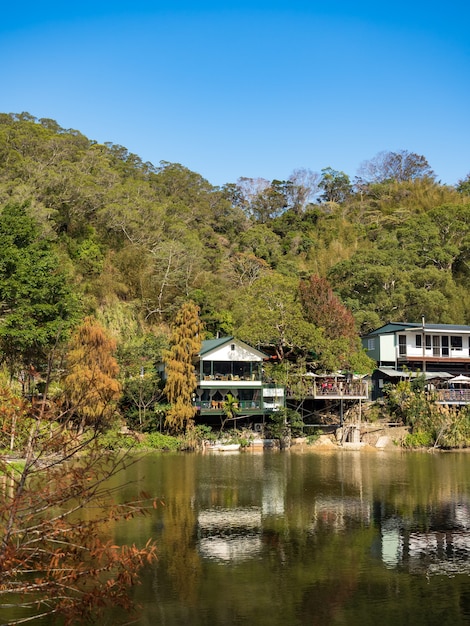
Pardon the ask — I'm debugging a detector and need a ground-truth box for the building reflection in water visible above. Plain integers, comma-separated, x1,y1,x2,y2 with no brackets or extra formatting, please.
197,507,262,561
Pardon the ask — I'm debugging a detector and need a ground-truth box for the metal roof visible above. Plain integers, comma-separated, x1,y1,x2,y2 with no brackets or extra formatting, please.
200,336,268,359
200,336,234,355
376,368,453,380
365,322,470,337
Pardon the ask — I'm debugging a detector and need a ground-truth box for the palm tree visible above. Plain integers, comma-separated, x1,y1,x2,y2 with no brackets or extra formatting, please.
220,393,239,433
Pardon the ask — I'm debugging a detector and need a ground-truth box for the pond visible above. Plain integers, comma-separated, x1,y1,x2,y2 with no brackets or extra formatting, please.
100,448,470,626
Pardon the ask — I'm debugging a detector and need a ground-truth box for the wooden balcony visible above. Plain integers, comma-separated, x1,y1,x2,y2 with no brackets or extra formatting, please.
287,380,369,401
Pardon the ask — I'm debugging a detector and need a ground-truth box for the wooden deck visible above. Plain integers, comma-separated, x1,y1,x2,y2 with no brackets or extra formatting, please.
287,382,369,401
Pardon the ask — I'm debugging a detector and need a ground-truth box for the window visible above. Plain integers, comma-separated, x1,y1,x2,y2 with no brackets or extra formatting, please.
231,343,235,351
425,335,431,350
451,336,463,350
398,335,406,356
442,336,449,357
415,334,422,348
367,338,375,350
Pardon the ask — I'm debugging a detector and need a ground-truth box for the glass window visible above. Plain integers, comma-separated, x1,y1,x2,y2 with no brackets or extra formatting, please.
398,335,406,356
442,336,449,356
451,336,463,350
415,334,422,348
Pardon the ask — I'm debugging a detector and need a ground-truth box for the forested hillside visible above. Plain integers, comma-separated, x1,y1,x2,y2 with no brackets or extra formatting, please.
1,112,469,377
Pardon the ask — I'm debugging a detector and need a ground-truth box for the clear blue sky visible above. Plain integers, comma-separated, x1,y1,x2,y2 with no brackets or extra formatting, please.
1,1,469,187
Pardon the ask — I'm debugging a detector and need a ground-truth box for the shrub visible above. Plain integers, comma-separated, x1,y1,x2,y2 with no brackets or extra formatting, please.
402,430,434,448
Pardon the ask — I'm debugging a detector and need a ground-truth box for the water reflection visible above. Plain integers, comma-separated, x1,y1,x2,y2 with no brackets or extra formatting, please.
197,507,262,561
106,450,470,626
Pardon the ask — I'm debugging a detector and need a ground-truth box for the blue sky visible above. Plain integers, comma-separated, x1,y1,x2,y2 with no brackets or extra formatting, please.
1,1,469,187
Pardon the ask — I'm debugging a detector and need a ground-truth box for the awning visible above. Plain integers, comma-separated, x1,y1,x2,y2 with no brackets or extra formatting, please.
376,368,410,378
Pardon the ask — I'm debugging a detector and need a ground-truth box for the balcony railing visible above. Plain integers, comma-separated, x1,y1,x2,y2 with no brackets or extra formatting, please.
287,381,369,400
437,389,470,404
196,400,262,411
198,373,260,382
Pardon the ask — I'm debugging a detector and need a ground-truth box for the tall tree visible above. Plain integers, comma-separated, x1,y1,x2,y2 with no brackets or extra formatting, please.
287,168,320,213
234,273,323,362
357,150,435,184
299,275,359,342
0,203,76,378
63,316,121,433
163,301,203,433
299,275,373,373
319,168,352,203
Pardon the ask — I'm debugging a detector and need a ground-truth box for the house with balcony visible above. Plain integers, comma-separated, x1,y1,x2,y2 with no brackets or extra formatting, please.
193,336,284,424
362,322,470,401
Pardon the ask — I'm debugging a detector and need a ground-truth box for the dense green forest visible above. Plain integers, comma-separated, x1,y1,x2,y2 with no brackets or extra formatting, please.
0,112,469,394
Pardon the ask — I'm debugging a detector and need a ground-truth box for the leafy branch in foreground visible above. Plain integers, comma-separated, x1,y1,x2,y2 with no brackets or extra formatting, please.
0,390,157,624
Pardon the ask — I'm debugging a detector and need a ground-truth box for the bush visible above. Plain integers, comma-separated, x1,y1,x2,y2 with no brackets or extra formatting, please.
142,432,182,451
402,430,434,448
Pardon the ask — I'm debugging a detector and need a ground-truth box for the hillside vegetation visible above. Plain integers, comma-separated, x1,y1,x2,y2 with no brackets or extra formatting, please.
0,112,469,384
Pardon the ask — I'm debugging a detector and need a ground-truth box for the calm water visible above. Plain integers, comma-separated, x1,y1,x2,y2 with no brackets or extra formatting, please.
100,449,470,626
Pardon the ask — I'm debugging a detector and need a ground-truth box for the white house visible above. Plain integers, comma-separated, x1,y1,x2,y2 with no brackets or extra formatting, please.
194,336,284,421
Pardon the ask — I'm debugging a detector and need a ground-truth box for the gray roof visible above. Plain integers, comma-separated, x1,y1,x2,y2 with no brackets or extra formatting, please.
365,322,470,337
376,368,453,380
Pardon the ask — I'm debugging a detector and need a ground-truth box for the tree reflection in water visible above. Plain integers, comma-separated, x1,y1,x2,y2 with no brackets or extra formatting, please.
106,450,470,626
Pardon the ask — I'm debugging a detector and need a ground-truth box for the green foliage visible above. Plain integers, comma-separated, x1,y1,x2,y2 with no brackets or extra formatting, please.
0,113,469,443
384,380,470,448
0,203,77,373
402,430,434,448
319,167,352,203
0,113,468,340
0,386,33,452
140,431,182,451
306,429,321,445
266,408,304,440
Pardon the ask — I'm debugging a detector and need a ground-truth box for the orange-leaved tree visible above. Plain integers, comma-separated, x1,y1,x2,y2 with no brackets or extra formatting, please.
63,316,121,433
163,301,203,433
0,388,157,624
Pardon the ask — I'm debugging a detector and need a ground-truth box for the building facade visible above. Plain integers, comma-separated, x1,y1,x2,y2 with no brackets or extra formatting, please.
362,322,470,402
193,336,284,424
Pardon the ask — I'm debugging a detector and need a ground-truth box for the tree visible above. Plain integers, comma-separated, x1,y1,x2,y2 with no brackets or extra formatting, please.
220,393,240,433
456,173,470,195
118,333,165,432
63,316,121,433
319,168,352,203
0,388,157,625
299,275,374,373
163,301,203,433
287,168,320,214
357,150,435,184
234,273,324,362
299,275,358,342
226,177,291,223
0,203,76,379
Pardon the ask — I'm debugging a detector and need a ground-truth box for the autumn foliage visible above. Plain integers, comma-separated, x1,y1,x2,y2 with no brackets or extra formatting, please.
163,301,203,433
0,389,157,625
63,316,121,432
299,275,358,342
